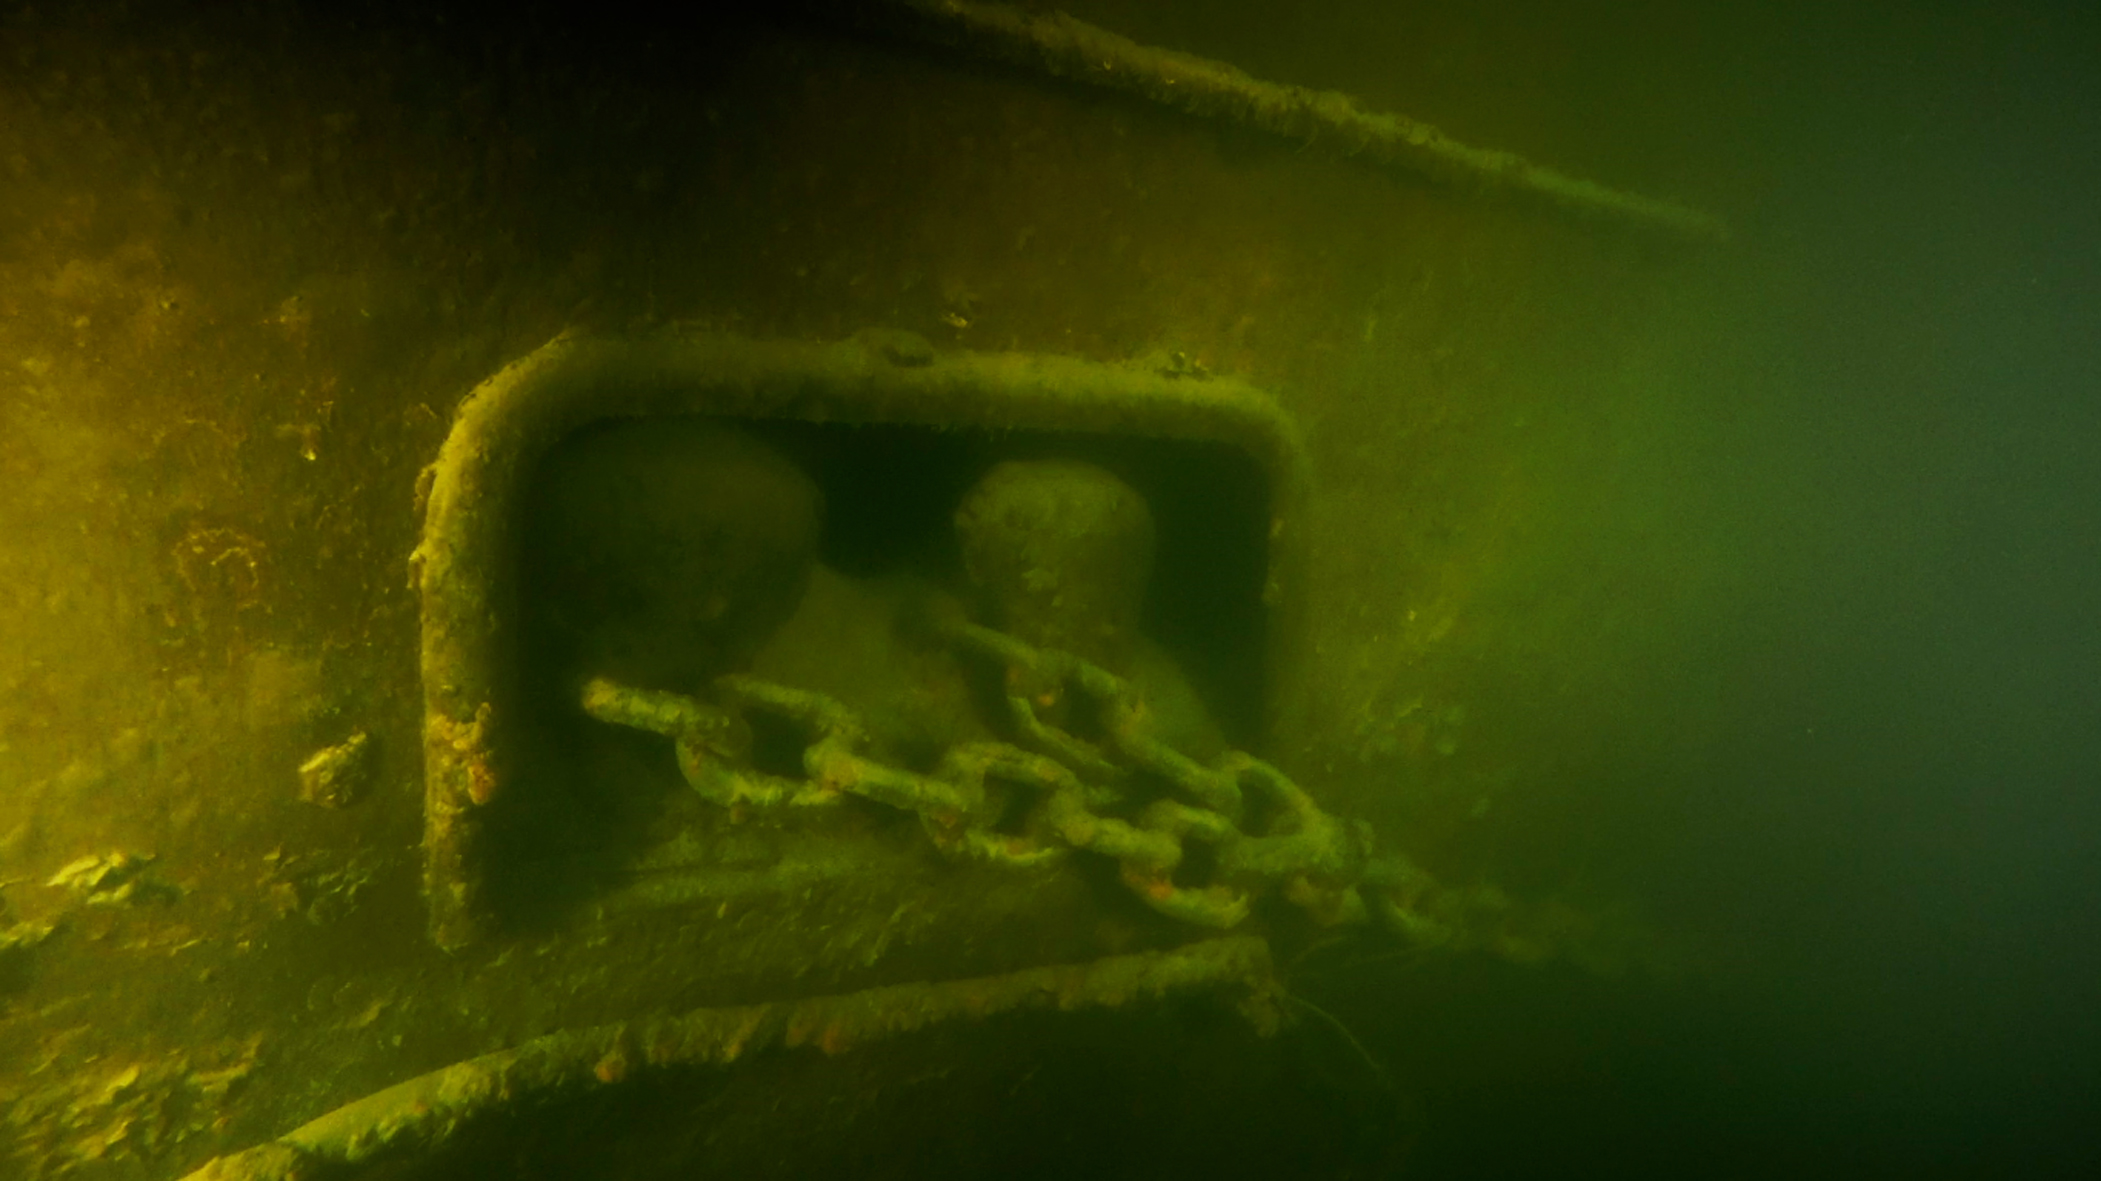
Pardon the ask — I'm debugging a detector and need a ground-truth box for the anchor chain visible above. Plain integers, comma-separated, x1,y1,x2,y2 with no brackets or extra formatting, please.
581,621,1410,932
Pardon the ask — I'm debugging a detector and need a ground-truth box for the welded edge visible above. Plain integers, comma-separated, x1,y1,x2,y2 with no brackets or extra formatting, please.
412,328,1311,949
176,936,1279,1181
846,0,1726,242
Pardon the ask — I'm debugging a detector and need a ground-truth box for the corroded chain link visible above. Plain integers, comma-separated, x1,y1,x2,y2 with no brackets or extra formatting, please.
582,622,1394,931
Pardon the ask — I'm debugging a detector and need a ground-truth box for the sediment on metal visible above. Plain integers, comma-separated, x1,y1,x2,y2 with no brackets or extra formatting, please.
178,937,1278,1181
839,0,1726,242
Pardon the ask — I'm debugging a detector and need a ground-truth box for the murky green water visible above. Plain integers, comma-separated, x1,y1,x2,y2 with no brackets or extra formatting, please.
2,1,2095,1177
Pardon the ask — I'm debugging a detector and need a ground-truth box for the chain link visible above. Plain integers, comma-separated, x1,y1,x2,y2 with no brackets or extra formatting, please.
581,621,1395,932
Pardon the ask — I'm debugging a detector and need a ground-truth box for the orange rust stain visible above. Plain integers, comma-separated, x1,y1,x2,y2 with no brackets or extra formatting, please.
466,759,497,806
433,702,499,805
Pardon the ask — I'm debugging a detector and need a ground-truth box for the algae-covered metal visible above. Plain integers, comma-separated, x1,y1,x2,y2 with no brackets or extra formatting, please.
412,328,1310,949
0,2,1705,1176
180,936,1278,1181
